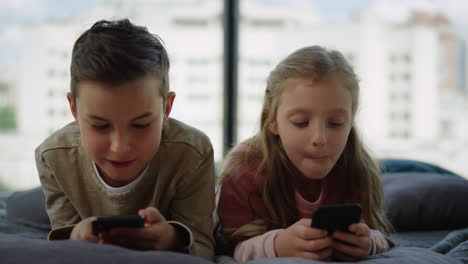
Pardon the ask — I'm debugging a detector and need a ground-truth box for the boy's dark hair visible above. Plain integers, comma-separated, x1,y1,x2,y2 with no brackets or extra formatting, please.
70,19,170,104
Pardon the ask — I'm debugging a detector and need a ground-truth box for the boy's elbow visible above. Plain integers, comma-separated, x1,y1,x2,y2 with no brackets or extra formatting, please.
192,243,215,261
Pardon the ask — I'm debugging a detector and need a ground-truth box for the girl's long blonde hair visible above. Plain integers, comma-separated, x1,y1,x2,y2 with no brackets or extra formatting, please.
221,46,393,242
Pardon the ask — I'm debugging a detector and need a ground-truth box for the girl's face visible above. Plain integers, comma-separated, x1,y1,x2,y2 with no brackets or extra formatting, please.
68,75,174,187
269,77,353,180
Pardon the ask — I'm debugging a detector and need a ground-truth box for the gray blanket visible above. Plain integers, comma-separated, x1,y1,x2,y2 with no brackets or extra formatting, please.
216,230,468,264
246,245,467,264
0,232,211,264
0,192,47,239
1,192,467,264
1,233,466,264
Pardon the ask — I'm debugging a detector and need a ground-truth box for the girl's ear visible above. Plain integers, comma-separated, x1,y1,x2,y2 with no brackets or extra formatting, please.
268,120,279,135
67,93,78,124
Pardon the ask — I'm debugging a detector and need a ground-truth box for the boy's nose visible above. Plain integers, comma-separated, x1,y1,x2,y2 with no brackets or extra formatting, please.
110,132,131,154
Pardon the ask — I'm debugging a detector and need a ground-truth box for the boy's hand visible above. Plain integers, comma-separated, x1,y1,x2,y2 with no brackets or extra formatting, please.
70,217,99,242
105,207,181,251
275,218,333,261
331,223,373,261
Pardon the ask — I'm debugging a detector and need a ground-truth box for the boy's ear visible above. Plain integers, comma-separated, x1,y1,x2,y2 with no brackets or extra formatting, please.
163,92,176,124
67,93,78,123
268,120,279,135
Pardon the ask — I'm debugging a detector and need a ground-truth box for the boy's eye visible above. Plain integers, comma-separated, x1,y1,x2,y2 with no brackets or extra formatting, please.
133,123,151,129
328,122,344,128
92,124,109,130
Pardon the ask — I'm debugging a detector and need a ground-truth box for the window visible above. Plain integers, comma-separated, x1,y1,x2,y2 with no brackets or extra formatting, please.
174,18,209,27
441,120,452,137
404,53,412,64
403,92,411,102
403,73,411,82
403,112,410,121
0,0,223,190
1,0,467,190
239,0,468,179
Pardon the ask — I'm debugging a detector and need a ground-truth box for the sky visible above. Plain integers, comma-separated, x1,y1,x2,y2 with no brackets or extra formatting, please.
1,0,467,27
1,0,468,35
0,0,100,32
0,0,99,67
311,0,374,22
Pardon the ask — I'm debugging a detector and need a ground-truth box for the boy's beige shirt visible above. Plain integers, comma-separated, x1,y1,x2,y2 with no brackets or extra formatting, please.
35,118,215,260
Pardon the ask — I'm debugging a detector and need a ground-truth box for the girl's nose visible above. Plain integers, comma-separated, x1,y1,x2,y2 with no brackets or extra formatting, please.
310,125,326,147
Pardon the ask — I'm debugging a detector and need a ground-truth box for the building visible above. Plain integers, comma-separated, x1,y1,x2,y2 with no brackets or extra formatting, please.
16,0,225,158
6,0,468,189
238,6,441,146
237,3,468,177
0,67,17,109
17,22,77,137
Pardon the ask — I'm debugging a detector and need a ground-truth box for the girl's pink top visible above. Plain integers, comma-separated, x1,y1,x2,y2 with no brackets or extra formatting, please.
218,144,390,263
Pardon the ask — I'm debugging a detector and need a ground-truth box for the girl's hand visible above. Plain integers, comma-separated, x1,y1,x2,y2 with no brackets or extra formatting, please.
70,217,100,242
331,223,373,261
105,207,181,251
275,218,333,261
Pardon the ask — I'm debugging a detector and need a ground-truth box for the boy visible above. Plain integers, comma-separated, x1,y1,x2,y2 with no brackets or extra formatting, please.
35,19,215,260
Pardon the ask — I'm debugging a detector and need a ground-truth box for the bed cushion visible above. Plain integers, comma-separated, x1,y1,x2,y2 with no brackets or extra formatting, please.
0,233,211,264
383,172,468,231
6,187,50,230
379,159,459,177
245,246,464,264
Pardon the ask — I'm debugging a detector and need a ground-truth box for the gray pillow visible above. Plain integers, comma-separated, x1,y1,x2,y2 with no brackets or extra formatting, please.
379,159,459,177
6,187,51,230
383,172,468,231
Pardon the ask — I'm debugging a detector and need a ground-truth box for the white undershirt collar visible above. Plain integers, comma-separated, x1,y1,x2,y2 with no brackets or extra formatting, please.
92,161,148,193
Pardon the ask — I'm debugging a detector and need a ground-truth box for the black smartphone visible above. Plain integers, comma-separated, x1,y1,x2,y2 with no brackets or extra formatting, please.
92,214,145,235
311,203,362,233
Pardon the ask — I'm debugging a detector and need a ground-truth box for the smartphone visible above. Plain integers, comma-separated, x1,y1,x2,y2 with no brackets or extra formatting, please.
92,214,145,235
311,203,362,233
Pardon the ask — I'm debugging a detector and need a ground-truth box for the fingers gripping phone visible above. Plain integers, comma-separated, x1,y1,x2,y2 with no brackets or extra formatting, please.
311,203,362,233
92,214,145,236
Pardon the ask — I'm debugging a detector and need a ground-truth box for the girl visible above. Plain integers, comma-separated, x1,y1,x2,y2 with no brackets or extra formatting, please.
217,46,394,263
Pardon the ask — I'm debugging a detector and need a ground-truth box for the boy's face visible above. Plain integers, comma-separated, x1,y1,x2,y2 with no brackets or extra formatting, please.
68,75,175,187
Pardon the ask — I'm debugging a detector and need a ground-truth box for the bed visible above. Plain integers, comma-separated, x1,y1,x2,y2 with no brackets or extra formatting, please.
1,159,467,264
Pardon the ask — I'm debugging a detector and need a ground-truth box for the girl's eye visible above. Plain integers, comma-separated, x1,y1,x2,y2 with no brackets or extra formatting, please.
133,123,150,129
92,124,109,130
293,121,308,128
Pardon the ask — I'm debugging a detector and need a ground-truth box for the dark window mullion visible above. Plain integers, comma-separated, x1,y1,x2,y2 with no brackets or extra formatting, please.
223,0,239,155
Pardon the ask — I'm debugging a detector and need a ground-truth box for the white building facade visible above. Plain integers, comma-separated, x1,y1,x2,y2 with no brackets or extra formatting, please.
4,0,468,189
